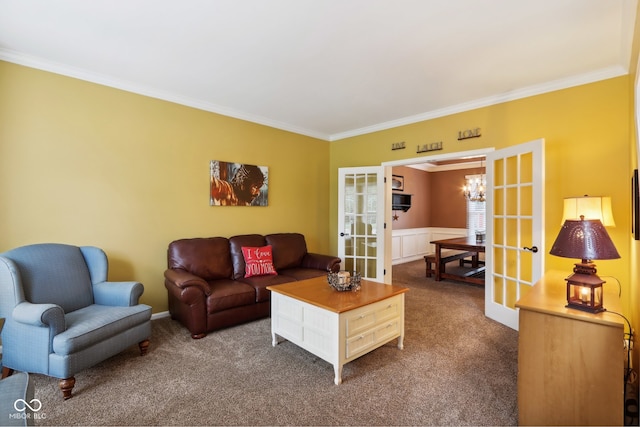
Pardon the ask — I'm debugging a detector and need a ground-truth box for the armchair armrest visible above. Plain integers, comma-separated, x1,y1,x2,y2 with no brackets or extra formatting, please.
93,281,144,306
301,253,342,272
12,301,65,336
164,269,212,295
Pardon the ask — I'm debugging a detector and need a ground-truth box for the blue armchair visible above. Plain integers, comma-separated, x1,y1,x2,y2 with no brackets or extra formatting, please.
0,243,152,399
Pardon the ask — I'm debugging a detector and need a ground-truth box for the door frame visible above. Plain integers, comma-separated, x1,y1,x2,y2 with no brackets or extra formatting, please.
382,147,495,278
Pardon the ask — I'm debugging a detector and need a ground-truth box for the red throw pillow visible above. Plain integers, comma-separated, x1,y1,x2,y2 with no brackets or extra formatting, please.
242,245,278,278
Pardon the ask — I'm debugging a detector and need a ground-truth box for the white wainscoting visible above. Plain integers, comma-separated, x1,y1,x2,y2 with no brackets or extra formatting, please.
391,227,468,265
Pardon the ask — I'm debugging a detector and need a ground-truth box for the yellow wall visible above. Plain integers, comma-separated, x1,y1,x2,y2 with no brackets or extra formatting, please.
330,77,633,317
1,59,636,324
0,61,332,313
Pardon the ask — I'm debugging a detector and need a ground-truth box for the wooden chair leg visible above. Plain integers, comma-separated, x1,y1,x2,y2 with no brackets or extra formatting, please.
59,377,75,400
1,366,14,379
139,339,150,356
424,255,435,277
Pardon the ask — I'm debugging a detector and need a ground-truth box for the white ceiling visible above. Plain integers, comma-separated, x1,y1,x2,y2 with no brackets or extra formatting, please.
0,0,636,141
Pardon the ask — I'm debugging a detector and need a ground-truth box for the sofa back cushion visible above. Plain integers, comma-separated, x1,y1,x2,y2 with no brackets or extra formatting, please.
229,234,267,280
168,237,232,280
265,233,307,270
2,243,94,313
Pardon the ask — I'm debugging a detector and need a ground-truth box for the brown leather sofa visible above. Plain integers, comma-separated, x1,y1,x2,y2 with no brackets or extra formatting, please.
164,233,341,338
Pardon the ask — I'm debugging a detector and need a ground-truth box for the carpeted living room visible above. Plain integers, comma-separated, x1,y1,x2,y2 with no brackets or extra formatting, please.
29,260,517,426
2,2,639,426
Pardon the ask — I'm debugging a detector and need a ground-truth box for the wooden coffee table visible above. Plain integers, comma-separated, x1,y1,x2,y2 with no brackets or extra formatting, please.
267,276,408,384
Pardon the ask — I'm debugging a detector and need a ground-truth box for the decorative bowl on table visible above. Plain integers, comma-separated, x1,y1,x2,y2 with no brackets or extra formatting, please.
327,271,361,292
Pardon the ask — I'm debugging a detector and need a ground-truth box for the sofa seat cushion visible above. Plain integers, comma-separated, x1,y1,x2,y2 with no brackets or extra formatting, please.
239,274,298,302
278,267,328,281
53,304,152,355
207,280,256,314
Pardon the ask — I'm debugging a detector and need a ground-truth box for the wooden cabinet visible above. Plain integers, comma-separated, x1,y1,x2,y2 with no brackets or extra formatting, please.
516,270,625,426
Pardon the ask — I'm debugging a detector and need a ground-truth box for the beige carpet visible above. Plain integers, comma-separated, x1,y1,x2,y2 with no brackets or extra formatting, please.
30,260,518,426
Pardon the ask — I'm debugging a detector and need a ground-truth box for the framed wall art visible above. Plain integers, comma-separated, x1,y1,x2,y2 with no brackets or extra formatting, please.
391,175,404,191
210,160,269,206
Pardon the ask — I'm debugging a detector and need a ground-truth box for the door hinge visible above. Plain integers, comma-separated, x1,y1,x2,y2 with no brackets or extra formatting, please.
384,222,387,229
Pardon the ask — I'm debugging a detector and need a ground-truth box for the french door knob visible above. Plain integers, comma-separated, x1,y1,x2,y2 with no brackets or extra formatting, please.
523,246,538,253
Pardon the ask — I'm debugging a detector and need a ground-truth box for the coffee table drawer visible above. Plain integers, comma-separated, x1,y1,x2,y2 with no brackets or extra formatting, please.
346,318,401,358
345,295,402,338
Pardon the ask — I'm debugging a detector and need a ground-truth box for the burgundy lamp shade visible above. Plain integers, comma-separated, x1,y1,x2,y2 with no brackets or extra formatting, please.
549,219,620,262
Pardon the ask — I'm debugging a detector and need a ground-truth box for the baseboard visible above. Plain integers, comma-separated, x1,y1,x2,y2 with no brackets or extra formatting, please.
151,311,170,320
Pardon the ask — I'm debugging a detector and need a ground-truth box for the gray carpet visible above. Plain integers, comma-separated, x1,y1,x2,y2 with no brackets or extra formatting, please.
30,260,518,426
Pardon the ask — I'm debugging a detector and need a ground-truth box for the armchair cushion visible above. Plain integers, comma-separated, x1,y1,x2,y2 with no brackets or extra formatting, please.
52,304,151,355
5,244,93,313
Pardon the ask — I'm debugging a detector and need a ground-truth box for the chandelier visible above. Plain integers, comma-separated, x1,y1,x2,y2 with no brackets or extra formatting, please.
463,174,486,202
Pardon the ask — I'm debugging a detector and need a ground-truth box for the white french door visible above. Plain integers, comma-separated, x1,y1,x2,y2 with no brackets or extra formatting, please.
337,167,389,283
485,139,545,330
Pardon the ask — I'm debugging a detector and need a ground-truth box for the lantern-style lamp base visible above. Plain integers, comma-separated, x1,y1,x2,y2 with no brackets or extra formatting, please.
564,262,606,314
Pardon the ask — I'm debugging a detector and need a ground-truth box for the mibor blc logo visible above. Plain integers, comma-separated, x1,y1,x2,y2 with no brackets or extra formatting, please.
10,398,46,421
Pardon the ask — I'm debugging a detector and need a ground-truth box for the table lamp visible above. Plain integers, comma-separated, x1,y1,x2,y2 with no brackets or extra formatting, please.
549,217,620,313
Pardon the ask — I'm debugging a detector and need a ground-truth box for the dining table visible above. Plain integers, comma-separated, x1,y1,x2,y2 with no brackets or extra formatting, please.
430,236,486,285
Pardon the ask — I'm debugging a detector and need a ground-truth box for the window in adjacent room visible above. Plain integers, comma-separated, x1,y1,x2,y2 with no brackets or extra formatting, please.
467,199,486,236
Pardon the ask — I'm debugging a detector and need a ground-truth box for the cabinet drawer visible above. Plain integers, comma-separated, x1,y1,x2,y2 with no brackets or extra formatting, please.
346,329,376,358
346,311,376,338
375,300,400,324
345,319,400,358
345,295,401,338
374,319,400,344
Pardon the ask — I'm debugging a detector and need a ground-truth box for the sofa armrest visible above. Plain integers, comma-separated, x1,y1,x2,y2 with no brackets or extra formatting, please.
301,253,341,272
164,269,212,295
12,301,65,336
93,281,144,306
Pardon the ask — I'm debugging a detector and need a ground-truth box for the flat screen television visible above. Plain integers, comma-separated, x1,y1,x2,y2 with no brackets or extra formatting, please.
392,193,412,212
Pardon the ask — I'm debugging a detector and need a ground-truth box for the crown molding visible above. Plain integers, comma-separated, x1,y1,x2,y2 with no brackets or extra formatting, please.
0,48,332,141
0,48,627,143
329,66,628,141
